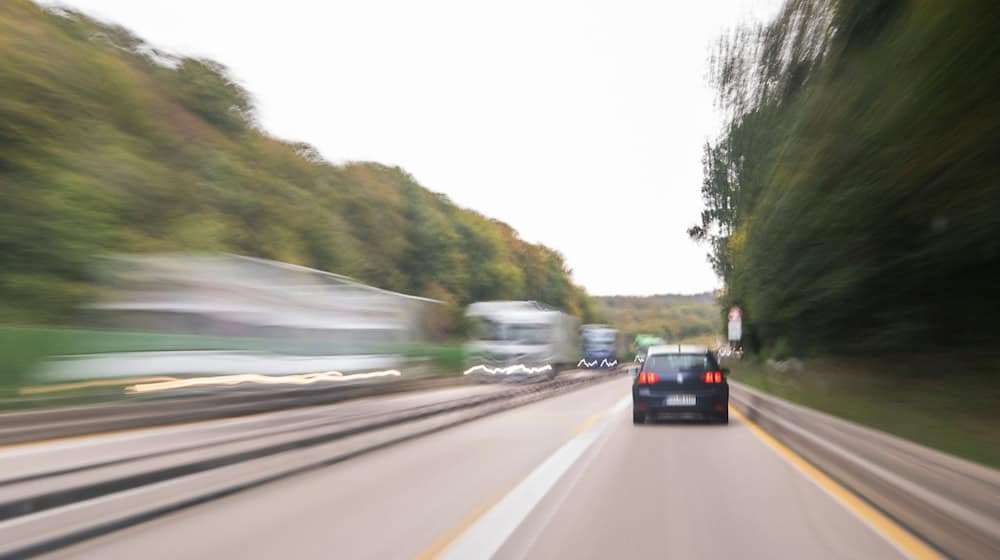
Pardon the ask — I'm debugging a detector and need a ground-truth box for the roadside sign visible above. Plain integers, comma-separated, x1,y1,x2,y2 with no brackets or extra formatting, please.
727,306,742,342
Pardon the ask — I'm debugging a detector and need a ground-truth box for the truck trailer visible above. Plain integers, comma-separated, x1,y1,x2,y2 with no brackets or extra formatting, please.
464,301,579,379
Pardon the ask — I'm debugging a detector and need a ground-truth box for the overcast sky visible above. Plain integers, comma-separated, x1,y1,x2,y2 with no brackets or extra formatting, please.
47,0,780,296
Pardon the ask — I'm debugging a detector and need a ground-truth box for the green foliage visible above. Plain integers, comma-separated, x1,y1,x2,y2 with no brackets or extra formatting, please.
401,343,466,375
693,0,1000,354
0,326,270,388
730,357,1000,468
171,59,254,133
0,1,597,326
595,293,719,345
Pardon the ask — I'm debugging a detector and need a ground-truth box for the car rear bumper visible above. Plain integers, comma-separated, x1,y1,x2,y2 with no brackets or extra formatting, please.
632,388,728,419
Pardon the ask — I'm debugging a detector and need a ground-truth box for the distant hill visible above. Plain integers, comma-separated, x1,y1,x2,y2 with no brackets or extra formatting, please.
595,293,719,346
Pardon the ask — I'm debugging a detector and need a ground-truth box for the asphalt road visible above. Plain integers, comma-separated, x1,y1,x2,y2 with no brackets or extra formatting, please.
0,384,507,484
44,377,911,559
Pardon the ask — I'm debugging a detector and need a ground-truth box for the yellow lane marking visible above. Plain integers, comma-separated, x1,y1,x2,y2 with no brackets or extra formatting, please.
414,490,507,560
573,390,631,436
572,391,628,436
572,413,602,436
730,406,943,560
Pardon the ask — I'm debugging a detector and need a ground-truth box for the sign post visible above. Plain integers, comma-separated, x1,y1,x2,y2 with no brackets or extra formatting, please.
727,306,742,347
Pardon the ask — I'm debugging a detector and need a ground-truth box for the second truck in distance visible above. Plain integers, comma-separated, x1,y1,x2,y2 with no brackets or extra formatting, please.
579,324,625,368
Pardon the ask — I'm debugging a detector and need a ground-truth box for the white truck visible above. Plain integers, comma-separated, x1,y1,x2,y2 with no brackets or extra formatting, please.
464,301,579,379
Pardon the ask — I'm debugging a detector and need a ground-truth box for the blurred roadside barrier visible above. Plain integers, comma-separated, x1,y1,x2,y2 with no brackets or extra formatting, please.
0,253,447,394
0,375,465,446
730,382,1000,560
0,368,620,558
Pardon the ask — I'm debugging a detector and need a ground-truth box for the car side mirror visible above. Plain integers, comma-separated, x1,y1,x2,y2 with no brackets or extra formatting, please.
721,367,730,375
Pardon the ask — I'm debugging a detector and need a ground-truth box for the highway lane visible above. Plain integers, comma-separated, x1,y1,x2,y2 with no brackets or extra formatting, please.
492,404,904,559
46,377,914,559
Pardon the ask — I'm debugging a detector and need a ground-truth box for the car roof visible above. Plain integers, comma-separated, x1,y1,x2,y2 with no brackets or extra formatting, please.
646,344,710,355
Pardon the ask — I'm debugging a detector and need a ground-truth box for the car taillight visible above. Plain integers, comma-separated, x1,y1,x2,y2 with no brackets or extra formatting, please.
702,371,723,384
638,372,659,384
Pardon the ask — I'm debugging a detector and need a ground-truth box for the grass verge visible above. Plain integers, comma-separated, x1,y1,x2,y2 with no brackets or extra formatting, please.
400,343,466,375
728,356,1000,470
0,326,273,390
0,327,466,411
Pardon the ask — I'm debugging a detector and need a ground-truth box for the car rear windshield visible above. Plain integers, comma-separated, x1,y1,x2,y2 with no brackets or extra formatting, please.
644,354,713,373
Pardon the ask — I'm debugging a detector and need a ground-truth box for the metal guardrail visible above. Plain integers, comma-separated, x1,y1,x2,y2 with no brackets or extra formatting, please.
0,376,470,446
0,369,625,558
730,382,1000,560
0,364,636,446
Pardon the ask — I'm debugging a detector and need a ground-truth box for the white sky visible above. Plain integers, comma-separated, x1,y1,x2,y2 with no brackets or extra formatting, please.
46,0,781,296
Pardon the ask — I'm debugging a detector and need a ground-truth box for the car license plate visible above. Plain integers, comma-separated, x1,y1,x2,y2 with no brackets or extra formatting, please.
665,394,695,406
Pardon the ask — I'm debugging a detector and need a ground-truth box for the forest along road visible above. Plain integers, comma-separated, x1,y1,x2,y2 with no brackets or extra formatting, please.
45,377,931,560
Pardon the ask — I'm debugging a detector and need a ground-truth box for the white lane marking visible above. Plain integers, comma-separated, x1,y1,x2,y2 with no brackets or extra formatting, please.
439,395,630,560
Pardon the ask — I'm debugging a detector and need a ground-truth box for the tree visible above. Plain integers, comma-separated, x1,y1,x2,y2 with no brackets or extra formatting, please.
692,0,1000,353
0,1,601,326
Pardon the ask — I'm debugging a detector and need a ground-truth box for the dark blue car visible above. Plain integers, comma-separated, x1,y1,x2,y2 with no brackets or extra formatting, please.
632,345,729,424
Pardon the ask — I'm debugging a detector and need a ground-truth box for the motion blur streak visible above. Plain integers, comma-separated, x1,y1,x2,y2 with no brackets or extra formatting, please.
577,359,618,368
462,364,554,376
125,370,402,394
19,377,179,395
